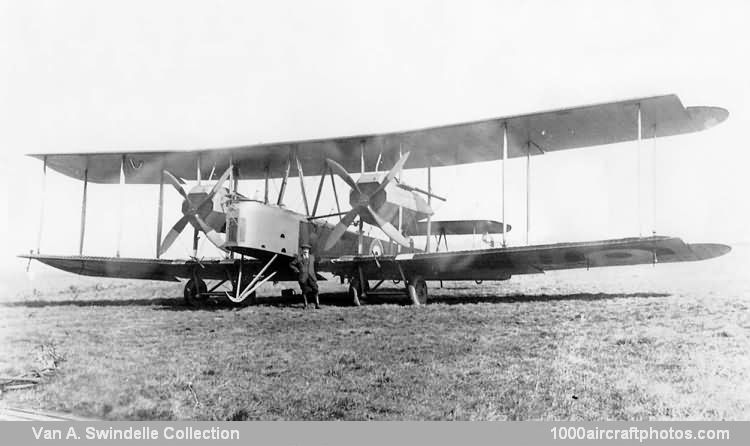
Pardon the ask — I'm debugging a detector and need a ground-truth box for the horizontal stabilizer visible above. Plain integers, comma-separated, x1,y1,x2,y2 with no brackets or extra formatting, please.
410,220,511,235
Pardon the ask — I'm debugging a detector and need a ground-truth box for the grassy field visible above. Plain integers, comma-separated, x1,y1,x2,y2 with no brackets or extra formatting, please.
1,246,748,420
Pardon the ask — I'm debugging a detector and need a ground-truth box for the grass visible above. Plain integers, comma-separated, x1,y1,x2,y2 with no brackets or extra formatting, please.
1,251,749,420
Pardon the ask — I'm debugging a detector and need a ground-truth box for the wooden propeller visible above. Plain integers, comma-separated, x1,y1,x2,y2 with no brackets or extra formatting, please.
324,152,411,250
158,167,232,256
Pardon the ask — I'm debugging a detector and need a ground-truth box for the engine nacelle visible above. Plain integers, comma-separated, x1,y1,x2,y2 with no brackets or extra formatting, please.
351,174,433,229
224,200,304,257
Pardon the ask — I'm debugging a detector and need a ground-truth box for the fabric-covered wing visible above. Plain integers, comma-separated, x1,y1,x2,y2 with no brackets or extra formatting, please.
30,94,727,183
20,254,300,282
320,237,731,281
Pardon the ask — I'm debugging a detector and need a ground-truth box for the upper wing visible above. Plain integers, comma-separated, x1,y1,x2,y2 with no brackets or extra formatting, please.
319,236,731,281
30,94,727,184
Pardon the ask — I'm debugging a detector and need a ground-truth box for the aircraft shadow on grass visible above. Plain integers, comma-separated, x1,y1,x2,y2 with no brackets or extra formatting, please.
2,291,671,310
415,291,671,305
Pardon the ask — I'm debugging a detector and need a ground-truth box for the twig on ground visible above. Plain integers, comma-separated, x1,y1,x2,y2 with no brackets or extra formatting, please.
0,376,41,384
2,383,37,391
186,382,200,408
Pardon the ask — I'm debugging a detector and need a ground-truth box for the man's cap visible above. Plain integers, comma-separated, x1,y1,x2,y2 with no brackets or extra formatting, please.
300,243,312,249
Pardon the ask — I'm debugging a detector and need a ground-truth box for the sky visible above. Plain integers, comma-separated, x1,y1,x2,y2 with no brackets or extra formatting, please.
1,0,749,271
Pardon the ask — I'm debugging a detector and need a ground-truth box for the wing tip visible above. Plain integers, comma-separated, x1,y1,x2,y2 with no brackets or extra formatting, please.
688,243,732,260
686,106,729,131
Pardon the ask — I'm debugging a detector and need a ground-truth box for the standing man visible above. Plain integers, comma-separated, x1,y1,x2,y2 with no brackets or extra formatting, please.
289,243,320,309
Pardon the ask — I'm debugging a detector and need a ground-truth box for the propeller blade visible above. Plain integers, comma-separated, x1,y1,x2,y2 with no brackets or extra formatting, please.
192,227,199,256
372,151,410,197
196,166,232,209
323,208,359,251
211,166,232,195
366,205,411,247
326,159,361,193
163,170,190,202
159,215,190,256
193,214,227,251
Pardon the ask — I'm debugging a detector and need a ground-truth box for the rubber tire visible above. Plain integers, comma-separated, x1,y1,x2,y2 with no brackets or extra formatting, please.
184,278,208,307
407,276,428,305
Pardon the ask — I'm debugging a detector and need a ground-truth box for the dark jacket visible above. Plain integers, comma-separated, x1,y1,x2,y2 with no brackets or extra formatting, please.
289,253,316,283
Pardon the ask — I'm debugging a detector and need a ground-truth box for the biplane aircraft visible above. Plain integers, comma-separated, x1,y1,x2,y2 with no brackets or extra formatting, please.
21,94,731,306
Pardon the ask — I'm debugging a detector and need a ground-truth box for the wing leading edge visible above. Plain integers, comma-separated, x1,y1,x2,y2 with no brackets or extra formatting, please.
30,94,727,184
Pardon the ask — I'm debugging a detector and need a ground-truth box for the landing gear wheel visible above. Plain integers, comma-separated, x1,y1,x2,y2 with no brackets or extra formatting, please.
407,276,428,305
184,278,207,307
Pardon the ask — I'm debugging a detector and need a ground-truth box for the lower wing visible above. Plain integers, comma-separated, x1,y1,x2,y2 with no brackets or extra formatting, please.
320,236,731,281
18,254,303,282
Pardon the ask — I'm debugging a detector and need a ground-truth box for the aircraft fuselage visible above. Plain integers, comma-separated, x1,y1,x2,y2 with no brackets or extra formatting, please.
223,198,398,260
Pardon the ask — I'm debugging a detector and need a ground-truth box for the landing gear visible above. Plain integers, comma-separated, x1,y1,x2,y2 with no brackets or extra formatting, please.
182,277,255,308
226,278,256,307
407,275,428,305
348,267,371,307
184,278,207,307
224,253,278,308
345,268,427,306
348,277,363,306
